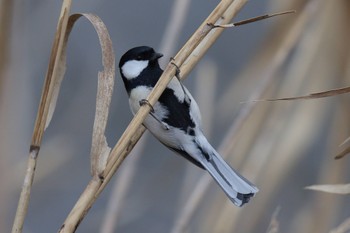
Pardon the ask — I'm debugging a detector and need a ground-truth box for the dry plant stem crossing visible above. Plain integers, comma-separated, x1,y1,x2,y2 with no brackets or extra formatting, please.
11,1,72,232
59,0,249,232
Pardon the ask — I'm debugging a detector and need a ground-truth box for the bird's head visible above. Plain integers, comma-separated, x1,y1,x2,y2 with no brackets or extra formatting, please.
119,46,163,80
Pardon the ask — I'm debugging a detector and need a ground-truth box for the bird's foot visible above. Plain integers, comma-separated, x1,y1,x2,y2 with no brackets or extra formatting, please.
140,99,170,130
139,99,154,113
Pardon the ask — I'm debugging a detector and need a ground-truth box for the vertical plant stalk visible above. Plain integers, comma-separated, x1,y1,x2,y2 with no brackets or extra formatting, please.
11,1,72,232
60,0,249,232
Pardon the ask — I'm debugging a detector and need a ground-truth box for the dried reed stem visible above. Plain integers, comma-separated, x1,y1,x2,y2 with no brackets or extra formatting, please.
11,1,72,232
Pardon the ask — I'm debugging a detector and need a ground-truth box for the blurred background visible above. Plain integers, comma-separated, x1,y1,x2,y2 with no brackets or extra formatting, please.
1,0,350,232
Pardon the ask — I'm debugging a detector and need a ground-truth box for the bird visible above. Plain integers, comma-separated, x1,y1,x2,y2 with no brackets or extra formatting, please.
118,46,258,207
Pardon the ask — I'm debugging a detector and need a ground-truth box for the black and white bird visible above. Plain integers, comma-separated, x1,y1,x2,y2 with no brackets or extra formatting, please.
119,46,258,207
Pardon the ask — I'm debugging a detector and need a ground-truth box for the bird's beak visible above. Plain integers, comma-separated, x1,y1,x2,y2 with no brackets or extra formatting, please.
151,52,163,61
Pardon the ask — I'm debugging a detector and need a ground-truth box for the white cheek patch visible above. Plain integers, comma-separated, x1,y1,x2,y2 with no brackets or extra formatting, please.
122,60,149,80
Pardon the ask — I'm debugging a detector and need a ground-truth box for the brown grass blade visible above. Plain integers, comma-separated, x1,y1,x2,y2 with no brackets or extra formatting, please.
262,86,350,101
335,146,350,160
213,10,296,28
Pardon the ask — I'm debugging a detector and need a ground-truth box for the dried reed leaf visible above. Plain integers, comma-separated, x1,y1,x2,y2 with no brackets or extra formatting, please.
73,14,114,176
262,86,350,101
305,183,350,194
46,53,67,131
57,13,115,175
335,146,350,160
58,13,115,233
212,10,295,28
335,137,350,159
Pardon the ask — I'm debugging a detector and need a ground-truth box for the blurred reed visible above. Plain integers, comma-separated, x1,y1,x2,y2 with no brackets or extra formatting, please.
170,0,350,232
3,0,350,232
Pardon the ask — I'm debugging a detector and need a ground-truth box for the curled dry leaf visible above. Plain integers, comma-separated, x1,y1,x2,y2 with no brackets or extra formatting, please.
46,13,115,177
49,13,115,177
57,14,114,233
305,183,350,194
64,13,115,176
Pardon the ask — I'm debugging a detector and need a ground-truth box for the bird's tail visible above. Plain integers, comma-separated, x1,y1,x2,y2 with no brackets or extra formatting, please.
195,135,258,207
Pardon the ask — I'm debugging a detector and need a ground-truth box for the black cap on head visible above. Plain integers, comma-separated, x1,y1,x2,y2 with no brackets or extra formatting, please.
119,46,163,68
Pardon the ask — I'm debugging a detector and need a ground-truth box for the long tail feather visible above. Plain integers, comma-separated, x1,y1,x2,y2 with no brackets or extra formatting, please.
195,135,258,207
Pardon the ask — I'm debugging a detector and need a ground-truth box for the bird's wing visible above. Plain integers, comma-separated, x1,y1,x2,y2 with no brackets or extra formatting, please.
157,78,201,131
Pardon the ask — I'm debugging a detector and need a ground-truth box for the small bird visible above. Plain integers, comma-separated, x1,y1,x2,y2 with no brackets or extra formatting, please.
119,46,258,206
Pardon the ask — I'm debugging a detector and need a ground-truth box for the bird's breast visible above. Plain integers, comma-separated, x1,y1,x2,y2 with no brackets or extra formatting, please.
129,86,152,114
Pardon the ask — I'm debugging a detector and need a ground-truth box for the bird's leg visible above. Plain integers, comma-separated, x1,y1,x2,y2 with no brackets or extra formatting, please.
139,99,170,130
170,58,191,103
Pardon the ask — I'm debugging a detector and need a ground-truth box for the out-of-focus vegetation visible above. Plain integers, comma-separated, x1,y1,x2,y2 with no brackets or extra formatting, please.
1,0,349,232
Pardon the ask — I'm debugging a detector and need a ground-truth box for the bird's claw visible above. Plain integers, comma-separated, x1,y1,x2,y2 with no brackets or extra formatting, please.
139,99,154,113
170,58,181,79
162,122,170,130
140,99,170,130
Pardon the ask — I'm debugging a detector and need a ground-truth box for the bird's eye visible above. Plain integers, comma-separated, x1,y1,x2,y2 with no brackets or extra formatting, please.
136,55,142,60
